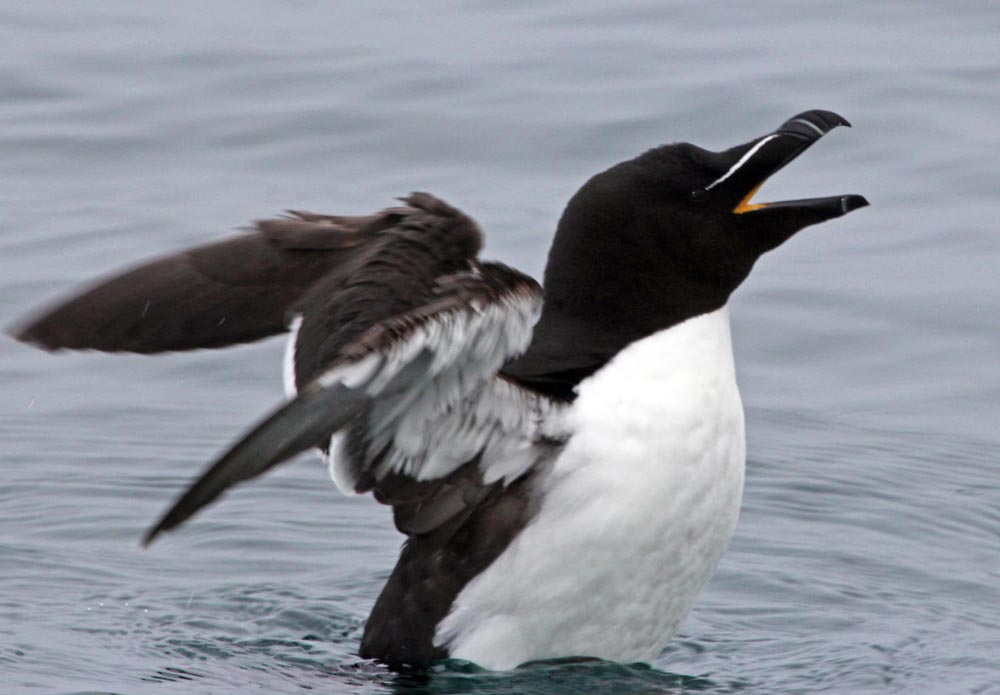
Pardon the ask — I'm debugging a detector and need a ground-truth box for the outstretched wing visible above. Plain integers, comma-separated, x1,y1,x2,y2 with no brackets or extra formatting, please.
9,209,406,353
143,261,556,545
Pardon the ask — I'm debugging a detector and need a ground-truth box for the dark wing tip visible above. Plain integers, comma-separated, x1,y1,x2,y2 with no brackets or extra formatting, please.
140,470,229,548
6,318,51,350
141,383,367,545
142,478,213,547
7,305,103,353
141,522,164,548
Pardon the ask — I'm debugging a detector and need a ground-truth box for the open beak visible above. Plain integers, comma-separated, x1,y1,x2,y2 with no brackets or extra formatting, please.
707,109,869,220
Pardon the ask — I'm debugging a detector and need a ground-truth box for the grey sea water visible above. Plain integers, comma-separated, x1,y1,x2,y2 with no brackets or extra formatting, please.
2,1,998,693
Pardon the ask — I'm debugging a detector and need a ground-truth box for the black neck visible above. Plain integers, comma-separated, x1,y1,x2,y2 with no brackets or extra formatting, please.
502,193,732,399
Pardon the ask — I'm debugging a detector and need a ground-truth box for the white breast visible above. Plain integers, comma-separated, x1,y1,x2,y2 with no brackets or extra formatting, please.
435,306,746,669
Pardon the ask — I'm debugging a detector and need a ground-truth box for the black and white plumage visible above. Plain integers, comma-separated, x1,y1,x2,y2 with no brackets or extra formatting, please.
11,110,868,670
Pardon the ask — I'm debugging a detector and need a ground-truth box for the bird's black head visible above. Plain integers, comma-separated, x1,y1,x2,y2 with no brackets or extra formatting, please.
541,109,867,338
506,110,868,396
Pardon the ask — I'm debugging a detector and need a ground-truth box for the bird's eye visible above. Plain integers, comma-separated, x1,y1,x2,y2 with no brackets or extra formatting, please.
687,190,709,207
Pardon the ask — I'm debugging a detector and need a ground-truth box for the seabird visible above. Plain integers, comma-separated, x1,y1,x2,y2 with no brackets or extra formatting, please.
11,109,868,670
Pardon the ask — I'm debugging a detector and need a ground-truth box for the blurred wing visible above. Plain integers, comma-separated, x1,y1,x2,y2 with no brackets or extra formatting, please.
9,209,405,353
143,262,557,545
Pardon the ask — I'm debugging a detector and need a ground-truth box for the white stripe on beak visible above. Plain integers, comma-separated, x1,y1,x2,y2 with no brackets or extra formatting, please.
704,134,778,191
789,118,825,136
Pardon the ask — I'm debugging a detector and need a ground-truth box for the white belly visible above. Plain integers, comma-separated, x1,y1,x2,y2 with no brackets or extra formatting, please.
435,306,746,670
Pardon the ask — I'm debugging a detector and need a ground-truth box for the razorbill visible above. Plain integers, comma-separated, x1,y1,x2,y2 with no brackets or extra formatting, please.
11,109,868,670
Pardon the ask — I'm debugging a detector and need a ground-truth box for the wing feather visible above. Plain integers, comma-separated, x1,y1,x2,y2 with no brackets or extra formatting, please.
142,381,368,545
143,262,550,544
9,210,395,353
